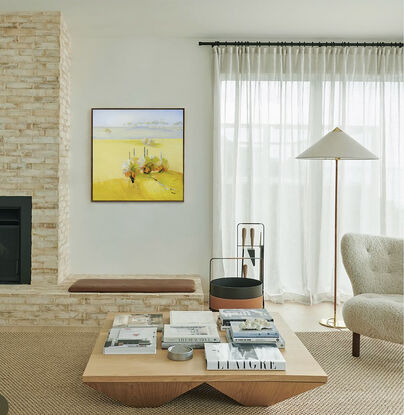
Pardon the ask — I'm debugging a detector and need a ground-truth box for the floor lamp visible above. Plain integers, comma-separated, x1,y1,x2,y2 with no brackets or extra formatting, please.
297,127,378,329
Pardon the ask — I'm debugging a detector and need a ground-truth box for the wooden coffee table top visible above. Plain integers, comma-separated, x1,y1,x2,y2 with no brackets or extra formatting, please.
82,312,327,384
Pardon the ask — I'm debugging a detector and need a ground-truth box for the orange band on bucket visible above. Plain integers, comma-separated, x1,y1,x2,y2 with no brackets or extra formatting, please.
209,295,263,311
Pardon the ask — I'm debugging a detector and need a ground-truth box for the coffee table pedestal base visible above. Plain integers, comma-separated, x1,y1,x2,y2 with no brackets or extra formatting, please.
209,381,324,406
85,380,324,407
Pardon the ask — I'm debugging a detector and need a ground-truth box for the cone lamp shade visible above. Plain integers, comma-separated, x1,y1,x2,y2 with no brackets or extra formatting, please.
297,127,378,329
296,127,378,160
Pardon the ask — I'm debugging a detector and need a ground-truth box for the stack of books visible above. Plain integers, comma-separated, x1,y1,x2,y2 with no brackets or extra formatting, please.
203,308,287,371
103,313,163,355
162,311,220,349
226,320,285,348
218,308,273,330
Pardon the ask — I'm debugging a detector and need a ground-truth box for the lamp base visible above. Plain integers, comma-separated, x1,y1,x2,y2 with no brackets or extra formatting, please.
319,317,346,329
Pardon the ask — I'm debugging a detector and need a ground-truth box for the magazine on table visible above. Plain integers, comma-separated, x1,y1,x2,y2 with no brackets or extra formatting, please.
104,327,157,354
112,313,163,331
204,342,286,370
163,324,220,343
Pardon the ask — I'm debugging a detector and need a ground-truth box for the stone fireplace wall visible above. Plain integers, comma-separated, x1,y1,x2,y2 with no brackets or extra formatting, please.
0,12,71,285
57,18,71,283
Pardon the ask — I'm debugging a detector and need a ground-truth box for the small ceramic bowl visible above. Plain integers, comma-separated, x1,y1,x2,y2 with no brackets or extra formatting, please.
167,345,193,361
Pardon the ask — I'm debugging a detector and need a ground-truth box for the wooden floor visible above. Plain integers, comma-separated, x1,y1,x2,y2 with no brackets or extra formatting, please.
265,301,348,332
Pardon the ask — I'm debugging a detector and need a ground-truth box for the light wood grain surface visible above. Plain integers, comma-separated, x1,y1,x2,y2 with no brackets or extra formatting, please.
82,312,327,383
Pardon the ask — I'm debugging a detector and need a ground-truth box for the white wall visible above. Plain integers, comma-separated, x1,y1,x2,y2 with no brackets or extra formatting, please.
1,0,402,293
69,37,213,290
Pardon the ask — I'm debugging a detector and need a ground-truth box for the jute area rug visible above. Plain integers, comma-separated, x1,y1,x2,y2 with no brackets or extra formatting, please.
0,328,402,415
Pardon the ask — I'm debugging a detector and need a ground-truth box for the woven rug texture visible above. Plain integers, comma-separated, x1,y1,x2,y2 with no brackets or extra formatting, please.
0,328,402,415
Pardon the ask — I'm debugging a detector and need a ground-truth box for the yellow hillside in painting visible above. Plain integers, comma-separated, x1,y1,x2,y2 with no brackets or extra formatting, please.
92,139,183,201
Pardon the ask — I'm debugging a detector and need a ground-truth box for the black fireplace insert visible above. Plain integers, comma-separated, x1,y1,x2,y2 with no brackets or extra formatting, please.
0,196,31,284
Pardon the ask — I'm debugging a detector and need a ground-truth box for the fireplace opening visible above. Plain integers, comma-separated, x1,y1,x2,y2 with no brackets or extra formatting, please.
0,196,31,284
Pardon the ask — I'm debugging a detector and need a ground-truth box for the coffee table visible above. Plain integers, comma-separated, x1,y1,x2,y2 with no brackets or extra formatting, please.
82,312,327,407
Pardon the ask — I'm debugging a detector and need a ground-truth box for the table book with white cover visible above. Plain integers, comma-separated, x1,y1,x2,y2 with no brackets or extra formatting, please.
204,343,286,370
219,309,273,323
169,311,216,326
230,321,280,338
104,327,157,354
163,325,220,343
112,313,163,331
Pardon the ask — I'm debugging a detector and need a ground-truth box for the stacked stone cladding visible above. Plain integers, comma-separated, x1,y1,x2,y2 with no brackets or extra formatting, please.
0,12,71,286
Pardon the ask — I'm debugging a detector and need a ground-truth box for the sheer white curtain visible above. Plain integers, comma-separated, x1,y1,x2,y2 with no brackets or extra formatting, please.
213,45,404,304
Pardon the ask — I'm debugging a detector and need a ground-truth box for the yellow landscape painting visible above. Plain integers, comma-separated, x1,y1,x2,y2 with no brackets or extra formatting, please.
92,109,184,201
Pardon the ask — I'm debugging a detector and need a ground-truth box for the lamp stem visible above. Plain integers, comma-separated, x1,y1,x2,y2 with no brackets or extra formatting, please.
333,158,339,327
319,158,346,329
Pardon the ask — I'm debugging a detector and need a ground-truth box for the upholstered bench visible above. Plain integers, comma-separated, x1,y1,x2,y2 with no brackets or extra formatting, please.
68,278,195,293
0,275,204,326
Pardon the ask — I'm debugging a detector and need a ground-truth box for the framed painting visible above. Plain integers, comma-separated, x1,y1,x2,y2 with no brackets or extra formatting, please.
91,108,184,202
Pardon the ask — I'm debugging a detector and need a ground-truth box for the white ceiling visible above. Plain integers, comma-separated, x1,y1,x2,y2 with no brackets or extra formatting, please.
0,0,402,40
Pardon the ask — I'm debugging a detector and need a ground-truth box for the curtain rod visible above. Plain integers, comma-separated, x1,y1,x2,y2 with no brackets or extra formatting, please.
198,41,403,48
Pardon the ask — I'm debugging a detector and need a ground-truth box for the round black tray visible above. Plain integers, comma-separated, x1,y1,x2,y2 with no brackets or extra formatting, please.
210,277,263,300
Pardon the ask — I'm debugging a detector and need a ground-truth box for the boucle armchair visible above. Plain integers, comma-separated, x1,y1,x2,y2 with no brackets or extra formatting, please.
341,233,403,357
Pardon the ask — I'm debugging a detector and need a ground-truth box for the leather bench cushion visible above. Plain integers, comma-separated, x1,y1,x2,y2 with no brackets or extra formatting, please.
68,278,195,293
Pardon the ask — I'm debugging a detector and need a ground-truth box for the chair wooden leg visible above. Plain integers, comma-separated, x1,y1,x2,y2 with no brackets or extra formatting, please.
352,332,360,357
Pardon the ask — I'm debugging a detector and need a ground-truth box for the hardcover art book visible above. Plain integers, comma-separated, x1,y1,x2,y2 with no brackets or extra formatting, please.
204,343,286,370
103,327,157,354
112,313,163,331
161,342,205,349
225,328,286,348
169,311,216,326
219,309,273,326
230,321,280,338
163,325,220,343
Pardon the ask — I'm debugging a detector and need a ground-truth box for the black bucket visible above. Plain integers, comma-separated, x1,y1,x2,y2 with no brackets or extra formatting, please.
209,277,263,311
